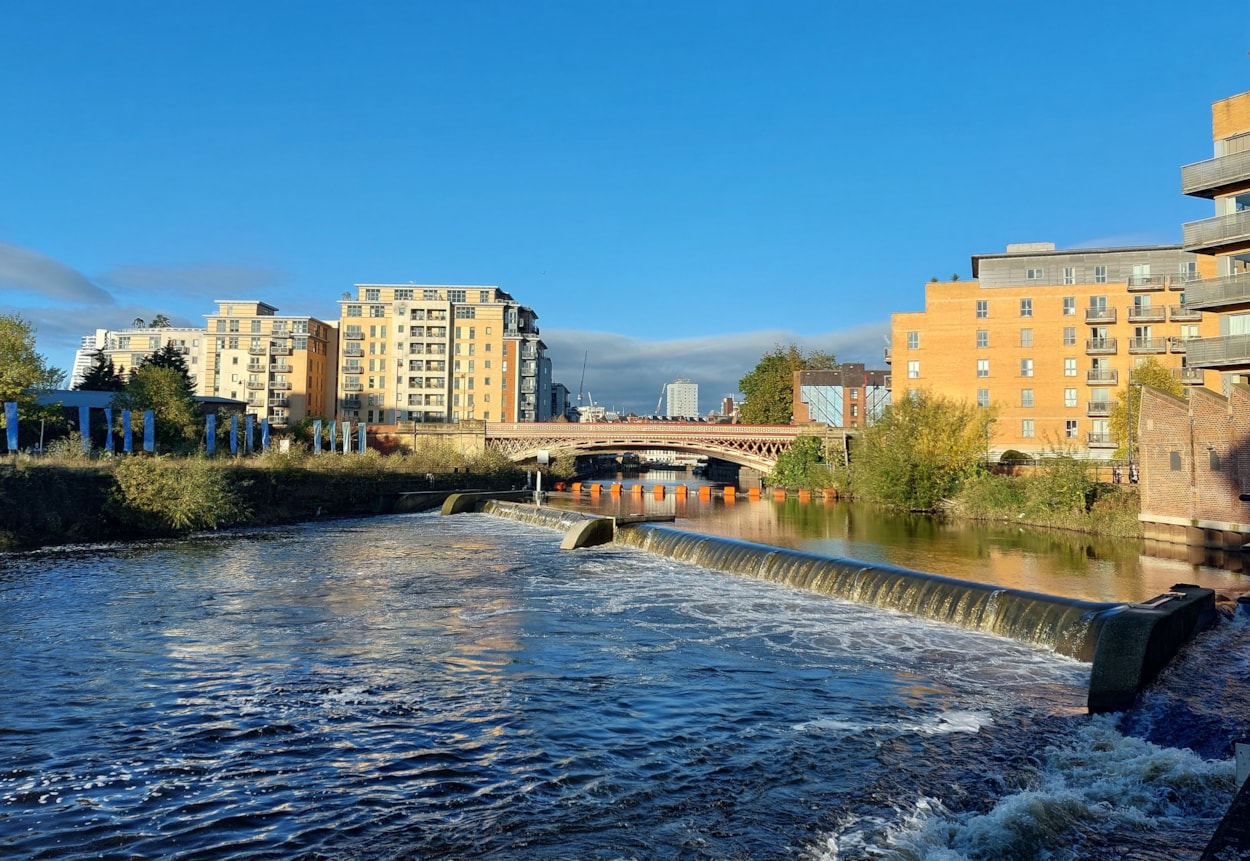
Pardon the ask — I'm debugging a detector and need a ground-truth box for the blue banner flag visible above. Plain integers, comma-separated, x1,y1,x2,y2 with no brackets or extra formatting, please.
261,418,269,451
329,421,337,454
313,419,322,455
143,411,155,453
343,421,350,453
230,415,239,454
359,422,366,453
122,409,133,453
245,415,254,454
4,402,17,453
206,414,216,455
104,408,114,454
79,406,91,453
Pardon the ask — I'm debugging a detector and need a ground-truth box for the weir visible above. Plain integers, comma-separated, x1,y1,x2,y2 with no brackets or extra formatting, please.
454,500,1217,714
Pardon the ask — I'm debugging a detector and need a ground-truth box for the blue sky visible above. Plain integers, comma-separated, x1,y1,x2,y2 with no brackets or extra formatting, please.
2,1,1248,415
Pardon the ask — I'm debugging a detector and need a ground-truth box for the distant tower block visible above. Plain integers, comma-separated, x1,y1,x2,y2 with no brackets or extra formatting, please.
665,379,698,418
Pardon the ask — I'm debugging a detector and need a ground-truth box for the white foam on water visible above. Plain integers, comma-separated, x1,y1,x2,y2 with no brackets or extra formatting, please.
813,714,1239,860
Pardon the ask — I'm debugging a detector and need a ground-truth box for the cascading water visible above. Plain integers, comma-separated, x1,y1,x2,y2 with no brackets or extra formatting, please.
612,523,1119,661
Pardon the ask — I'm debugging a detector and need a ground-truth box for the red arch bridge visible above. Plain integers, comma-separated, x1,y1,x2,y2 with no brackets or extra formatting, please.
480,422,852,474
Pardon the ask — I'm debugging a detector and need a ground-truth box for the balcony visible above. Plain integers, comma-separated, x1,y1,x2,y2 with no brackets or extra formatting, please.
1174,367,1205,385
1085,337,1118,355
1182,209,1250,255
520,379,536,393
1178,270,1250,313
1181,148,1250,198
1127,304,1166,323
1087,432,1116,449
883,346,892,365
1126,273,1167,292
268,416,289,428
520,346,539,360
271,381,292,391
1086,368,1119,385
271,363,293,374
427,327,447,338
407,378,424,389
427,345,446,356
343,382,363,392
248,345,269,356
1169,273,1199,291
344,344,364,357
1185,334,1250,371
1169,337,1190,354
270,397,290,408
1127,337,1166,355
341,364,363,375
246,363,265,373
342,396,361,409
1169,304,1203,322
344,330,364,341
270,344,292,356
246,380,266,390
1085,307,1117,324
1087,401,1113,418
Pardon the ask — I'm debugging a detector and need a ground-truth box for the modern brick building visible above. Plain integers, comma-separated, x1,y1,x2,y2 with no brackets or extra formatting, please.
890,243,1220,459
338,284,550,425
792,363,891,428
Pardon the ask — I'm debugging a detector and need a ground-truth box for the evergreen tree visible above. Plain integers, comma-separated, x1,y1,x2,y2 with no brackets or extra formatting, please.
738,344,837,424
75,349,125,391
140,343,194,397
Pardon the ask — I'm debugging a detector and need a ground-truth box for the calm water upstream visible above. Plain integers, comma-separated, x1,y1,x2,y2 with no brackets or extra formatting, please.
1,502,1247,859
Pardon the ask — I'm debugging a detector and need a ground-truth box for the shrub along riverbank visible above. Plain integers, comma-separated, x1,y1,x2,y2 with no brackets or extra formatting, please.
0,449,538,551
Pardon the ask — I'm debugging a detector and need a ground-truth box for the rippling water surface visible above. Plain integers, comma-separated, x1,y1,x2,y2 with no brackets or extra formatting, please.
0,511,1244,859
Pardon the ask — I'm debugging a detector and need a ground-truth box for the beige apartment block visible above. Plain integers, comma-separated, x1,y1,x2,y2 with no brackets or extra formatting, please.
82,326,207,386
338,284,550,425
890,243,1220,459
201,301,338,428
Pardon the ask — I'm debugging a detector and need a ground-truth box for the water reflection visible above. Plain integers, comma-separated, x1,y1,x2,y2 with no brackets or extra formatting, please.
549,491,1249,603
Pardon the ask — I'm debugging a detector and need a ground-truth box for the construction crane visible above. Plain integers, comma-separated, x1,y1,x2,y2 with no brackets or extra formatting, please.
655,383,666,416
577,351,587,404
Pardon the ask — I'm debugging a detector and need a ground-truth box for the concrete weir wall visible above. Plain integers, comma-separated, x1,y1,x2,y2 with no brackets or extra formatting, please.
447,498,1217,714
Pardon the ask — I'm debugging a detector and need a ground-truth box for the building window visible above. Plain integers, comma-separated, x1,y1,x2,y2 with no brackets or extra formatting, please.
1026,268,1044,281
1066,419,1078,439
1064,388,1077,408
907,361,919,379
1063,327,1076,346
1064,357,1077,377
1021,388,1034,408
976,299,988,319
977,359,989,378
1064,267,1076,285
850,404,858,418
448,289,467,303
346,305,362,317
1022,419,1035,438
455,307,476,319
1020,328,1033,348
1020,299,1033,318
394,288,413,301
1063,296,1075,315
1020,358,1033,377
364,288,380,301
977,388,990,407
423,289,440,300
1094,265,1108,284
907,331,919,350
976,330,988,348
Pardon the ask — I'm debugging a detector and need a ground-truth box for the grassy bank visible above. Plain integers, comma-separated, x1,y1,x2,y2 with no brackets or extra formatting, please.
0,450,532,551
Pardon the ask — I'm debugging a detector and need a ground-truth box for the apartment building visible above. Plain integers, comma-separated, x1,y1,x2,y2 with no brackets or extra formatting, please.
890,243,1220,459
1138,89,1250,549
792,363,891,428
74,325,207,386
201,301,338,428
664,379,699,418
338,284,551,424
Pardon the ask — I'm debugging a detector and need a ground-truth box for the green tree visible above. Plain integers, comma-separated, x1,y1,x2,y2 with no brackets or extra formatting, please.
149,313,171,328
75,349,125,391
140,342,194,393
1109,357,1184,461
769,434,834,489
738,344,836,424
114,365,200,452
849,390,996,511
0,314,66,447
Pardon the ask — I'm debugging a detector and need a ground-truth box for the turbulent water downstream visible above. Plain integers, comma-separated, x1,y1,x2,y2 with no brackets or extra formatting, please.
0,510,1245,859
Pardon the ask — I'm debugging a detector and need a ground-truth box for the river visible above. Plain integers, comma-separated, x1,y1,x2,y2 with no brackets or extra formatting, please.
0,495,1246,859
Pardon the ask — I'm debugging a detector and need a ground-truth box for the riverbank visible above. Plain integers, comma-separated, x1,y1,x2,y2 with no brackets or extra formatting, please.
0,454,524,551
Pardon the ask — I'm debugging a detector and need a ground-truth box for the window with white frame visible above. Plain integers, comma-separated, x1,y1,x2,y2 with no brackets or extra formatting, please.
907,331,919,349
1065,419,1078,439
977,388,990,407
1064,357,1077,377
1021,388,1034,408
1063,296,1075,315
977,359,989,378
1022,419,1035,438
907,360,919,379
1094,265,1108,284
1020,358,1033,377
1064,388,1077,408
976,330,988,348
1063,327,1076,346
1020,328,1033,347
1026,268,1044,281
1063,267,1076,285
1020,298,1033,317
976,299,988,319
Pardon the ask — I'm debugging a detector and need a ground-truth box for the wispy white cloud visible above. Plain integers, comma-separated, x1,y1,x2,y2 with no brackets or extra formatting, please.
542,322,891,415
0,242,115,304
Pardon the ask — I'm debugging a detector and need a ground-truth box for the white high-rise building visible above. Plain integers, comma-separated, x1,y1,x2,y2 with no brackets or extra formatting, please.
70,329,109,387
665,379,699,419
